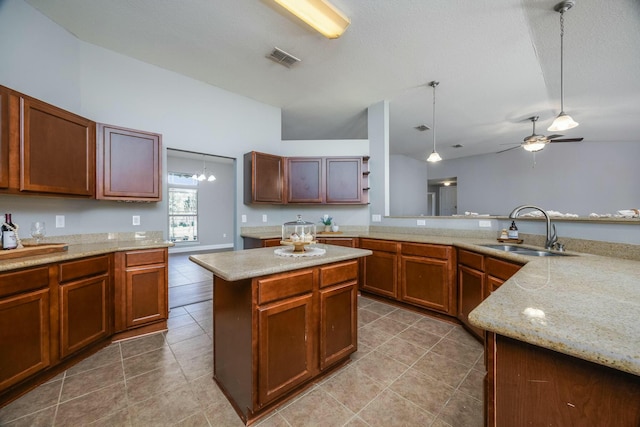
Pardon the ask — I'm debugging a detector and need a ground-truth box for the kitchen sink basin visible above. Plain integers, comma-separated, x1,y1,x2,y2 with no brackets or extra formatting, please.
480,244,570,257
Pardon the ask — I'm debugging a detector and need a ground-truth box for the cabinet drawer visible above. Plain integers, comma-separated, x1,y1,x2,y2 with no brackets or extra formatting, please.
486,257,522,281
258,270,314,305
59,255,110,284
401,243,450,260
458,249,484,271
0,267,49,298
320,261,358,288
359,238,398,253
125,249,166,267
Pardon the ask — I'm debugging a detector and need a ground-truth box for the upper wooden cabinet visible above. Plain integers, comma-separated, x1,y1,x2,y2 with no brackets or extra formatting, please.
0,86,9,189
245,151,369,205
287,157,323,203
96,124,162,201
7,91,96,197
325,157,362,204
244,151,285,204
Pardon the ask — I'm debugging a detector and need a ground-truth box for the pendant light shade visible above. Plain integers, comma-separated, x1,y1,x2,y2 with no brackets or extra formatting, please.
427,81,442,163
548,0,579,132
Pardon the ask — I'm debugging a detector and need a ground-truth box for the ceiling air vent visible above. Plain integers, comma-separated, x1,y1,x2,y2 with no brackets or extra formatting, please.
267,47,301,68
415,125,430,131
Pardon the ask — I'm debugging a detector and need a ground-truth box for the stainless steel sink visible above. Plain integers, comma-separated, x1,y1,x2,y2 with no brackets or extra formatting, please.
480,244,570,257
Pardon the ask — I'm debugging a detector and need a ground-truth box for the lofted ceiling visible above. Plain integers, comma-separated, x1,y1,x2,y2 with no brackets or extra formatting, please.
24,0,640,161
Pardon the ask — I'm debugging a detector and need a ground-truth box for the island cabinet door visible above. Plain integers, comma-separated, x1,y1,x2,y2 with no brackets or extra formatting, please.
257,293,314,407
319,281,357,370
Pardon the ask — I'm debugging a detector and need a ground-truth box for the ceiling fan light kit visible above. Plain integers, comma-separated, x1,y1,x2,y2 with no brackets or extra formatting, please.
427,81,442,163
548,0,579,132
273,0,351,39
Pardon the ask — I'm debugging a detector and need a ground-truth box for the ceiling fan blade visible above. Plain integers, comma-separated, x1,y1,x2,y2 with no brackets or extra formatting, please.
546,134,564,139
549,138,584,143
496,146,521,154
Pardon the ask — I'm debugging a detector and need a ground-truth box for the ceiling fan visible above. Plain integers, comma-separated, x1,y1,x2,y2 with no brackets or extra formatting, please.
498,116,583,154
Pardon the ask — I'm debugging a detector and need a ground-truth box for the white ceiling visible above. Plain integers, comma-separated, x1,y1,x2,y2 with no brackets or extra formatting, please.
24,0,640,161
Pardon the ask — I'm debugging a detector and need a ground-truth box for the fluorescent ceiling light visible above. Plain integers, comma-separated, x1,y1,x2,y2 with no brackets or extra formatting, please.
274,0,351,39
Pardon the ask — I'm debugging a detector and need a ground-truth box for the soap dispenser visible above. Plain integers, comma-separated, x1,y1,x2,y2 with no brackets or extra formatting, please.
508,221,519,239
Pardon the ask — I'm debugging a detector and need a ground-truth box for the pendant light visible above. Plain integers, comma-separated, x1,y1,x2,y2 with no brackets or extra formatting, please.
427,81,442,163
192,156,216,182
548,0,579,132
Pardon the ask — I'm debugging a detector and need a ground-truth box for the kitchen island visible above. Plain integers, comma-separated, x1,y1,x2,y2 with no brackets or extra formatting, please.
189,244,371,425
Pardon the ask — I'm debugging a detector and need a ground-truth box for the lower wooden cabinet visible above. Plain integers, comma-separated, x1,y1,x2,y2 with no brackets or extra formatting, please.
400,243,455,314
258,293,314,406
115,248,168,331
457,249,522,340
213,260,359,424
486,332,640,426
58,255,111,359
360,239,399,298
0,288,50,390
243,237,282,249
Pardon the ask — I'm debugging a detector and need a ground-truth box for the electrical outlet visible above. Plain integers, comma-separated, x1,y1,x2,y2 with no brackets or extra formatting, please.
479,220,491,228
417,219,426,226
132,215,140,226
262,214,267,222
241,214,247,223
372,214,382,222
55,215,65,228
223,233,227,238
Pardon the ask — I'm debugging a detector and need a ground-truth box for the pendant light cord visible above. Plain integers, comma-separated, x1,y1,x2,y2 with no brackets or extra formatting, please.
559,10,565,113
432,82,437,152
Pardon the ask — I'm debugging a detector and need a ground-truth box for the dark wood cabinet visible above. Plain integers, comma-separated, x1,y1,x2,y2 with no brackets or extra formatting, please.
0,86,10,188
360,238,399,299
58,255,111,359
316,237,357,247
457,249,485,339
319,261,358,370
486,332,640,426
258,293,314,406
287,157,323,203
115,248,168,332
244,151,285,204
457,249,522,340
243,237,282,249
245,151,368,205
96,124,161,201
0,267,51,390
19,95,96,197
212,260,359,424
325,157,362,203
400,243,456,315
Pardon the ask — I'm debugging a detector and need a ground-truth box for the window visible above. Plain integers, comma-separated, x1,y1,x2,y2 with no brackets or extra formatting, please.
168,172,198,242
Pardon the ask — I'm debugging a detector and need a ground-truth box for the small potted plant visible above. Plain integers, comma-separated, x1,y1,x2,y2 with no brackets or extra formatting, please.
320,215,333,232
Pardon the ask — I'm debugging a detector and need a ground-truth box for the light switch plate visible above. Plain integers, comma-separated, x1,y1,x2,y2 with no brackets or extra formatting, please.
132,215,141,226
417,219,426,226
262,214,268,222
372,214,382,222
241,214,247,223
479,220,492,228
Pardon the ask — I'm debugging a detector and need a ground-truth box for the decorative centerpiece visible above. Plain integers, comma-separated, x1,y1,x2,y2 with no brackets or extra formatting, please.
320,214,333,232
281,215,316,253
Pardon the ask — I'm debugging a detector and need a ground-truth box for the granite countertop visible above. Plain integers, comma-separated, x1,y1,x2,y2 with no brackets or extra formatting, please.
189,244,372,282
242,229,640,376
0,239,173,272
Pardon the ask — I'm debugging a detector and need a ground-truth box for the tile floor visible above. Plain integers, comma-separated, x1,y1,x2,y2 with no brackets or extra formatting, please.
0,253,484,427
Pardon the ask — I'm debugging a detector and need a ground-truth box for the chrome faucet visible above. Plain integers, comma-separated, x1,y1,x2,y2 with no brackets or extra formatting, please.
509,205,558,250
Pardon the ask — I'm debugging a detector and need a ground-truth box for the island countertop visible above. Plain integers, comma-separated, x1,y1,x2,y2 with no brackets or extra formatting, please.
190,244,372,281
